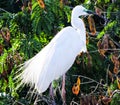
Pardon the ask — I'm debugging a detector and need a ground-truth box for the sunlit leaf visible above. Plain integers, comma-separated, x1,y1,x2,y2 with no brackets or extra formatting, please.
97,21,117,39
117,77,120,89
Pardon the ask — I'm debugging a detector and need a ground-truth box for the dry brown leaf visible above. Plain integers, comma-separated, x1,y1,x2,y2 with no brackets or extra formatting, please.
0,44,3,55
102,96,112,105
37,0,45,9
88,15,96,36
109,40,116,49
87,52,92,68
111,54,119,74
86,32,89,44
97,35,109,57
95,7,102,16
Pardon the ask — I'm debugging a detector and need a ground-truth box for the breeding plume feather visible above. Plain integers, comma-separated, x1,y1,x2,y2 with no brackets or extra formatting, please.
16,5,91,94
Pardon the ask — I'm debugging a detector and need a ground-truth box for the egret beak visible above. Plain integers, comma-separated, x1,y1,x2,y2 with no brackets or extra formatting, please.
85,10,94,14
82,9,94,17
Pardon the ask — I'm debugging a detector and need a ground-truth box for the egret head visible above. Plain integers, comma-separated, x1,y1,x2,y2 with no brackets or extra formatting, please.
72,5,92,18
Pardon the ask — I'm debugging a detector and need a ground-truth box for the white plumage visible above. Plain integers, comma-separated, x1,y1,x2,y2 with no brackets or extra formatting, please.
17,5,89,93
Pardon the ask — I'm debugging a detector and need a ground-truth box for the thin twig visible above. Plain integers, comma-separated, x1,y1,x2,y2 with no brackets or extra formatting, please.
109,36,120,48
0,8,12,15
72,75,100,85
89,49,120,53
80,80,95,84
102,11,120,14
12,100,25,105
90,84,99,94
111,89,120,98
70,100,80,105
106,64,110,86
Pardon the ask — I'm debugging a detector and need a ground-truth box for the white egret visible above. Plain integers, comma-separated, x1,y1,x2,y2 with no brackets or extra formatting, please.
17,5,91,94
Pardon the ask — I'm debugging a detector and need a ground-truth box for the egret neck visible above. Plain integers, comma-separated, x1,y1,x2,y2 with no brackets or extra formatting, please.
71,10,87,52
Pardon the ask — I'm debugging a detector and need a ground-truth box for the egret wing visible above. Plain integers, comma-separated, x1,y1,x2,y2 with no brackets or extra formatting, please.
36,27,85,93
19,26,86,93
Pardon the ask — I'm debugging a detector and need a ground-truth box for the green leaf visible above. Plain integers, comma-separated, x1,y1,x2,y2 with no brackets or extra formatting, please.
32,2,39,11
97,21,117,39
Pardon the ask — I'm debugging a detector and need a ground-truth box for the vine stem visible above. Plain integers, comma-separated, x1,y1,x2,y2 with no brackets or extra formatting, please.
72,75,101,85
106,64,110,86
89,48,120,53
0,8,12,15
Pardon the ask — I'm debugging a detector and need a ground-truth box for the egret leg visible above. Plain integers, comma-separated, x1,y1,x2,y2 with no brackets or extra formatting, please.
61,74,66,105
49,83,56,105
34,94,38,105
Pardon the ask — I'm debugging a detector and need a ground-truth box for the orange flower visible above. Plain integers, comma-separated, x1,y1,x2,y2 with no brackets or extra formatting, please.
76,77,81,85
72,77,81,95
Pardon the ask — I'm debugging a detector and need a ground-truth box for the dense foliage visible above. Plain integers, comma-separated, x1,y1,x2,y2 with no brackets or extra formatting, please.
0,0,120,105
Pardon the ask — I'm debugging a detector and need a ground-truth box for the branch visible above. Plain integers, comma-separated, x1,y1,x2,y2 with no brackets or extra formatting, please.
72,75,100,85
110,89,120,98
89,49,120,53
70,100,80,105
0,8,12,15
